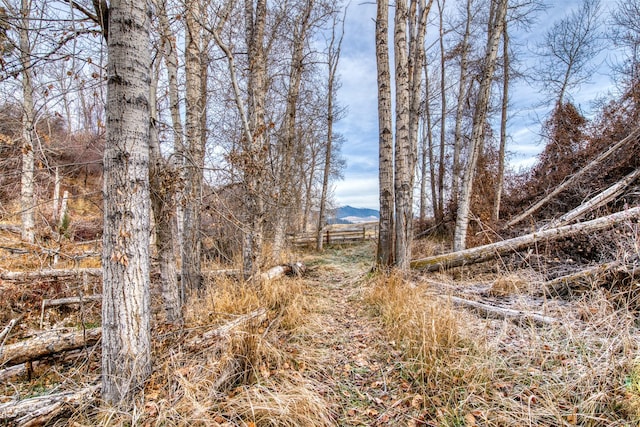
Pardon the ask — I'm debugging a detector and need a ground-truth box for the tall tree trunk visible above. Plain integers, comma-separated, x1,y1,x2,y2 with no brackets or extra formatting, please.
375,0,394,267
493,16,509,222
149,60,181,325
274,0,314,257
394,0,411,269
451,0,472,206
453,0,508,251
155,0,185,253
425,62,438,222
317,9,344,252
19,0,35,244
182,0,205,292
436,0,446,224
394,0,431,270
419,118,428,223
243,0,268,278
101,0,152,406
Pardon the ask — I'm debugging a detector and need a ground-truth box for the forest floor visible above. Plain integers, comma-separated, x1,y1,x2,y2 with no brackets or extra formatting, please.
296,243,427,426
2,239,640,426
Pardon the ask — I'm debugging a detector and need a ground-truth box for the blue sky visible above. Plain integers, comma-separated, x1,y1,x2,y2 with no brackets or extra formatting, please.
332,0,617,210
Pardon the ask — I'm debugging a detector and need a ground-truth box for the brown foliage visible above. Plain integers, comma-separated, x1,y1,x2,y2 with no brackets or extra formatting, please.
504,89,640,226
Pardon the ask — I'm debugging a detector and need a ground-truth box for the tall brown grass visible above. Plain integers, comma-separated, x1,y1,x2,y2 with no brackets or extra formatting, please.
365,268,640,426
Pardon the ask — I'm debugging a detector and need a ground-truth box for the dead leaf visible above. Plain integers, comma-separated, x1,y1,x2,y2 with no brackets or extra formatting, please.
411,394,424,409
464,413,477,426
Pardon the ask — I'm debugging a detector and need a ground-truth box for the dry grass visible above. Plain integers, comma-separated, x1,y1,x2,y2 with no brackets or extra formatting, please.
365,267,640,425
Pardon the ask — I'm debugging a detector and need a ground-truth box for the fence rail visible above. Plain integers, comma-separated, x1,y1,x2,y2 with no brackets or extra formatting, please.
289,222,378,246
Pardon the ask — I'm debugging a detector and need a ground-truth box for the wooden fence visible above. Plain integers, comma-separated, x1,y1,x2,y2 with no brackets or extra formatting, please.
289,222,378,246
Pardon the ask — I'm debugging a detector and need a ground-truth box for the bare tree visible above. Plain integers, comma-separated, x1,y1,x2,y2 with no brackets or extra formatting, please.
611,0,640,93
317,7,345,252
273,0,315,257
241,0,269,278
149,54,181,325
101,0,152,406
450,0,474,208
536,0,603,106
493,12,509,221
394,0,431,269
18,0,35,243
435,0,446,224
182,0,206,292
453,0,508,251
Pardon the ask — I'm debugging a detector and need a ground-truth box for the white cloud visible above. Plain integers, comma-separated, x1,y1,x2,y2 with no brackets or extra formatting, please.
334,175,379,210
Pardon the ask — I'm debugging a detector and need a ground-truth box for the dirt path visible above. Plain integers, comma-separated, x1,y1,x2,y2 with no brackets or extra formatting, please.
298,245,423,426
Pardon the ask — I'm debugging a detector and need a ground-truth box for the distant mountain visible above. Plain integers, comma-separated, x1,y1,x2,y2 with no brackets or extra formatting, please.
337,206,380,219
328,206,380,224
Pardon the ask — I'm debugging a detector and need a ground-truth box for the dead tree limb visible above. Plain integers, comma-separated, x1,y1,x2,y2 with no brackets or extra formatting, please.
0,224,21,234
0,328,101,367
411,206,640,272
507,128,640,227
0,383,99,426
186,308,267,351
0,316,23,345
541,260,640,296
42,295,102,308
1,268,238,282
449,296,557,325
541,167,640,230
0,268,102,281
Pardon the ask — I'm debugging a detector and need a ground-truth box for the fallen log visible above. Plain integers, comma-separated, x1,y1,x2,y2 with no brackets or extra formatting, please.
1,327,101,367
507,127,640,227
541,167,640,230
449,296,557,325
259,262,305,282
1,268,239,282
0,268,102,281
411,206,640,272
0,349,91,383
0,383,99,427
42,295,102,308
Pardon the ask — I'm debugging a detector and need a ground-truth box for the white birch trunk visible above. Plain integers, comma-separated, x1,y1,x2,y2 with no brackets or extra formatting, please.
19,0,35,244
393,0,411,269
394,0,431,269
453,0,508,251
101,0,152,405
451,0,472,205
493,16,509,222
52,167,60,223
376,0,395,267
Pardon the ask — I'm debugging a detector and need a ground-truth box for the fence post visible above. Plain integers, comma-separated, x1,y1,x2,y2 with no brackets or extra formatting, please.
326,229,330,245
